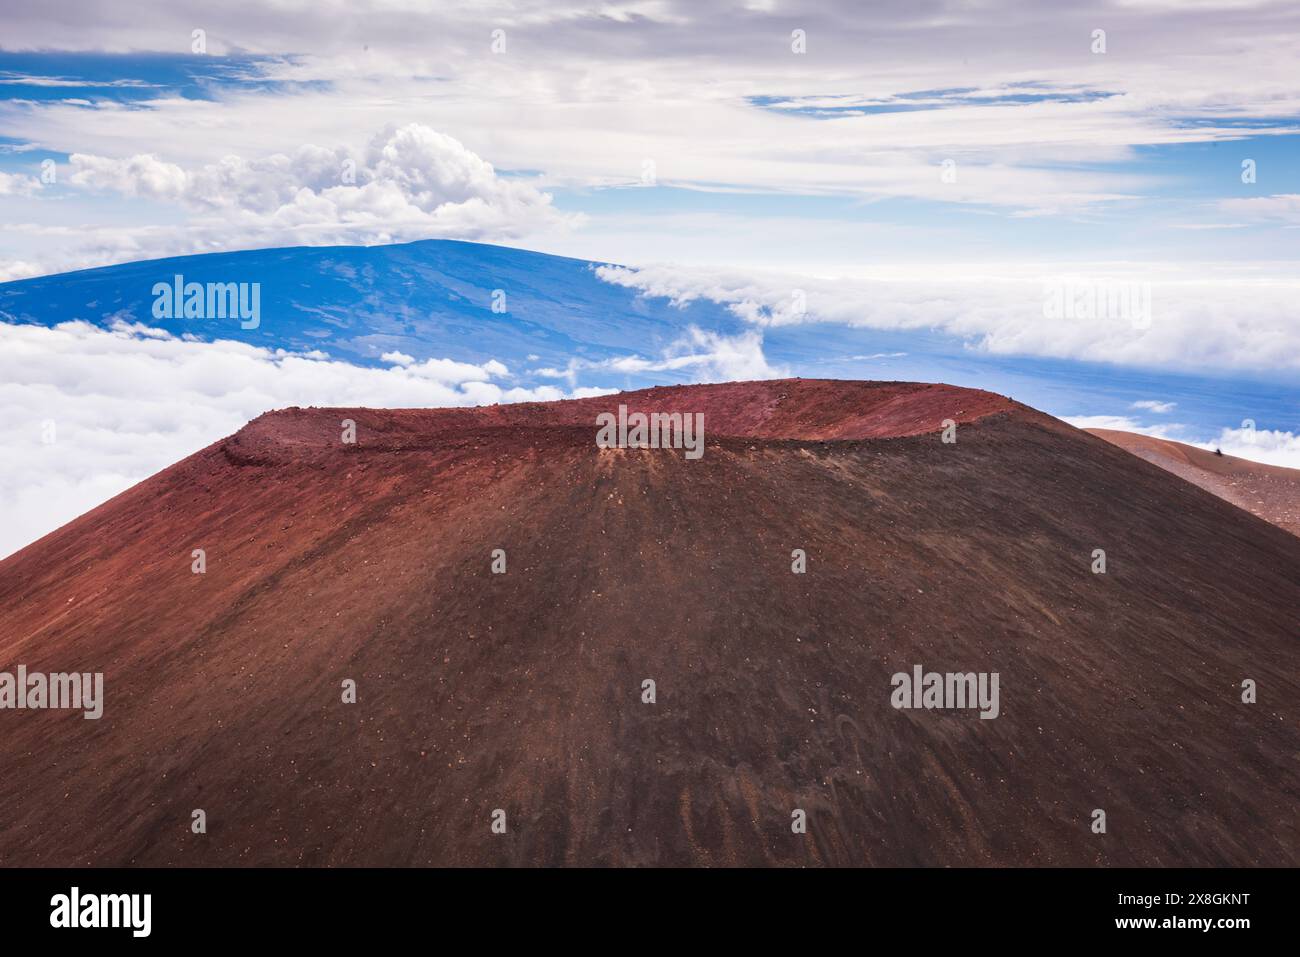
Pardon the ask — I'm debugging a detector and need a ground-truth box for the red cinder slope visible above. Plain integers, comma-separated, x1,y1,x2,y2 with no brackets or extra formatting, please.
0,379,1296,867
1088,428,1300,537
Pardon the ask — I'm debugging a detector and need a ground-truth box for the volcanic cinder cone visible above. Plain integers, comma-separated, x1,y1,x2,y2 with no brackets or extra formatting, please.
1,379,1296,867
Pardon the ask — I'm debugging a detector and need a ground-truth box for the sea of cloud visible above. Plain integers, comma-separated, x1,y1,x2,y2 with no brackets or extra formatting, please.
594,261,1300,373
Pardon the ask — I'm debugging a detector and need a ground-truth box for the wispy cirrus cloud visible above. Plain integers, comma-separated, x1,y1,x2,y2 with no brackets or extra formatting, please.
1218,193,1300,225
1131,399,1176,413
3,1,1299,227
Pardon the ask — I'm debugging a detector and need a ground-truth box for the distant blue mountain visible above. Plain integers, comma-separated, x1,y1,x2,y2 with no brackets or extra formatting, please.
1,238,1294,438
0,239,745,374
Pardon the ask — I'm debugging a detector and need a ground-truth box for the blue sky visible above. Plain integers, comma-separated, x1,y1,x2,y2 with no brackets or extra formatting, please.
1,0,1299,554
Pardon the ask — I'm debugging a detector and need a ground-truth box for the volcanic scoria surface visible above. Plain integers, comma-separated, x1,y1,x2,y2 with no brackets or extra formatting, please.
1087,428,1300,538
1,379,1296,866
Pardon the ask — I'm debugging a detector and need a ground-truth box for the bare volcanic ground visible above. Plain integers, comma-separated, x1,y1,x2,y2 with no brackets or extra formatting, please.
1,379,1297,867
1087,428,1300,537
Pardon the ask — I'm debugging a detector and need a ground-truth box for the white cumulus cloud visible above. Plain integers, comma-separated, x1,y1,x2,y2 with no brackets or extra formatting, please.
0,171,40,196
60,123,576,261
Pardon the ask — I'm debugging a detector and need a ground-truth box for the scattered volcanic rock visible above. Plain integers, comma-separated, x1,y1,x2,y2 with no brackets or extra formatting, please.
1087,428,1300,538
1,379,1296,866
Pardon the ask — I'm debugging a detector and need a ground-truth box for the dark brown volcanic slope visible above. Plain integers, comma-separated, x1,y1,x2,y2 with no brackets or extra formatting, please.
1087,428,1300,537
1,379,1297,867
